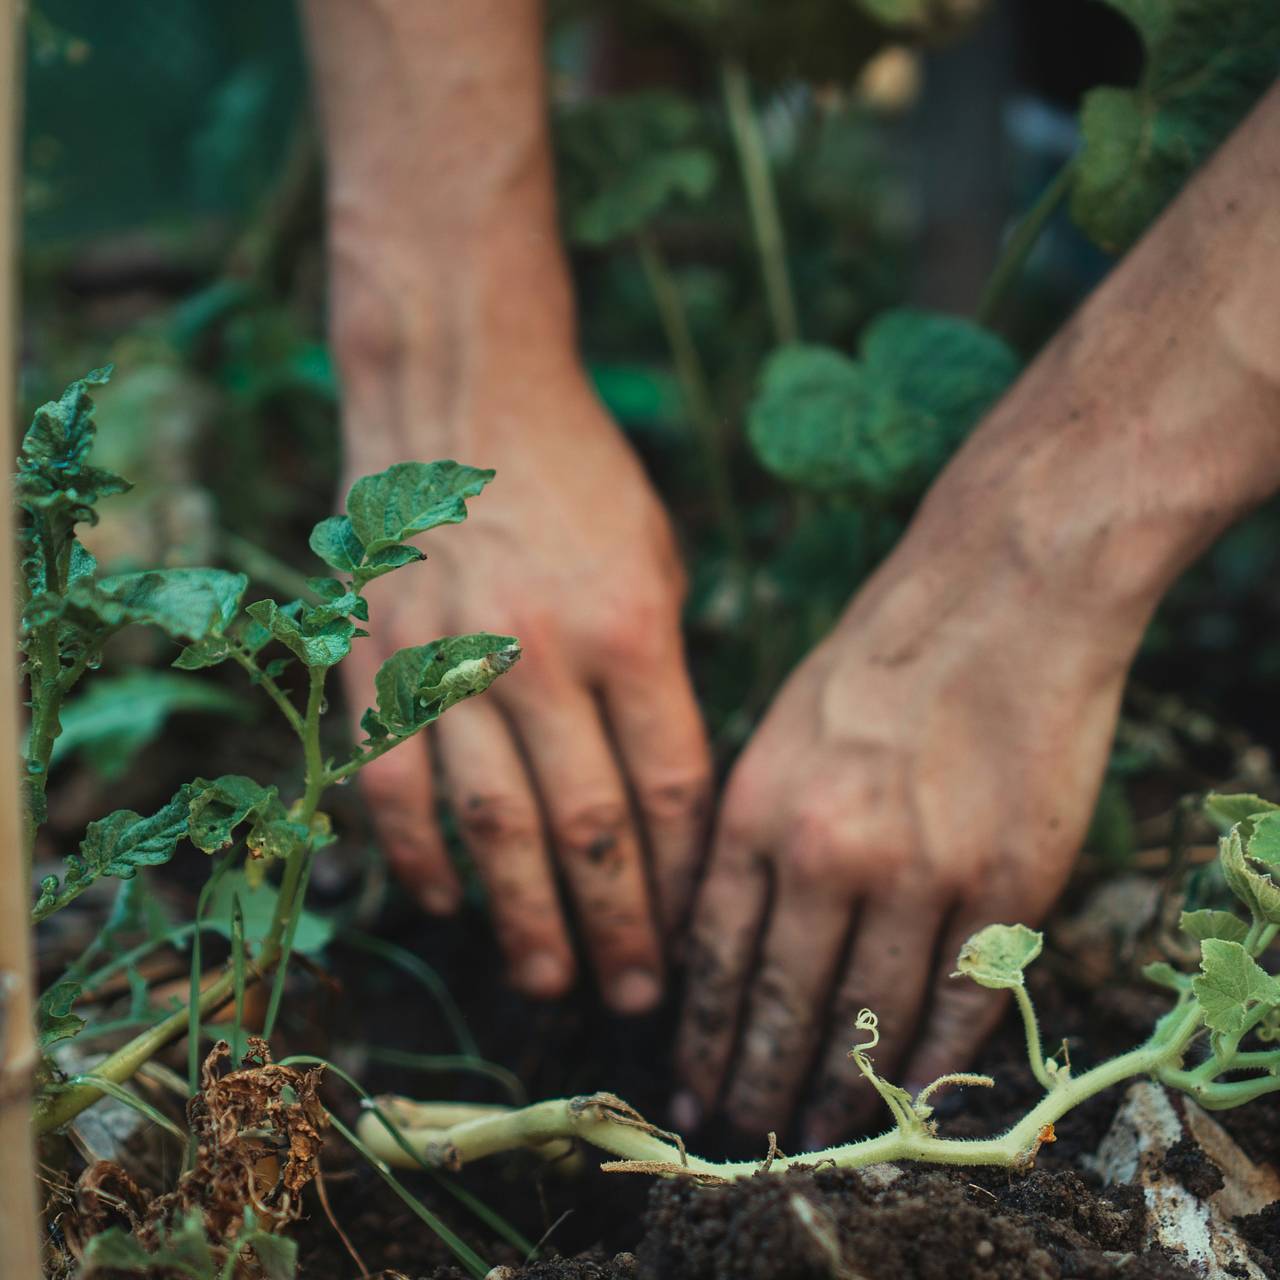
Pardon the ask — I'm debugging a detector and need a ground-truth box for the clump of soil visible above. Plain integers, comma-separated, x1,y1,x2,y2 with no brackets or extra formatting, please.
1162,1135,1225,1200
1236,1201,1280,1277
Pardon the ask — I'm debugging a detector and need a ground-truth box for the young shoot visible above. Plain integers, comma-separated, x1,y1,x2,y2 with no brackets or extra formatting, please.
361,793,1280,1181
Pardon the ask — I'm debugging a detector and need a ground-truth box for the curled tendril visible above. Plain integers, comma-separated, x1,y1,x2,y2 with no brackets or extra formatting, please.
849,1008,880,1058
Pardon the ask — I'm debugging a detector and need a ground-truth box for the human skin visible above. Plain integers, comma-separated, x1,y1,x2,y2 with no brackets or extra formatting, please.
300,0,1280,1139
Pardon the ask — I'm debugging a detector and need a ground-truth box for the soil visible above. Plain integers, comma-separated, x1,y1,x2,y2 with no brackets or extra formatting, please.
274,901,1280,1280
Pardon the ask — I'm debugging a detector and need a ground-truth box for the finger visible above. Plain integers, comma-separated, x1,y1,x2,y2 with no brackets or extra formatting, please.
721,878,851,1136
800,898,943,1148
434,697,575,999
603,650,713,935
674,827,770,1122
900,906,1011,1095
507,684,665,1015
344,638,460,914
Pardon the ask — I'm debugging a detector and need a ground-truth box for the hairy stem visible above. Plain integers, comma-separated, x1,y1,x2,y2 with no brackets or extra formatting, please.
721,59,799,345
975,158,1076,328
1013,985,1054,1091
364,1006,1209,1179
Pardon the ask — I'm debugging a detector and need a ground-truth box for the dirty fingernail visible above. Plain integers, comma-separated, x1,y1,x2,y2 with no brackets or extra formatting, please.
610,968,662,1015
515,952,569,998
670,1090,702,1132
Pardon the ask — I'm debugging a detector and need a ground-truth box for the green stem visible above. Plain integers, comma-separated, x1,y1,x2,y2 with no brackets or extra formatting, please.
323,733,403,786
635,228,747,566
369,1005,1209,1180
220,530,323,605
1013,985,1053,1091
229,646,305,737
975,157,1077,329
721,59,799,345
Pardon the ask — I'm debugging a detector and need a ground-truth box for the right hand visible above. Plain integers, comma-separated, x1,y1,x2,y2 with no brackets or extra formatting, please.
338,353,712,1016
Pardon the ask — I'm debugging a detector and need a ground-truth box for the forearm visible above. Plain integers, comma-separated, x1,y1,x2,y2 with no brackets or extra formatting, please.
897,83,1280,644
299,0,577,457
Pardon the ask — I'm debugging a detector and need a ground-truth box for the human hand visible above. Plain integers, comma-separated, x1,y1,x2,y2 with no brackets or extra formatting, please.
674,485,1145,1146
340,358,711,1016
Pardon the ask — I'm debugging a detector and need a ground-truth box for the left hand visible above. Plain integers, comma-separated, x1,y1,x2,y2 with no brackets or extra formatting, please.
673,503,1142,1147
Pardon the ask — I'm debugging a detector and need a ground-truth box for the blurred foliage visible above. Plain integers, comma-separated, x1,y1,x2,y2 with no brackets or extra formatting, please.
18,0,1280,864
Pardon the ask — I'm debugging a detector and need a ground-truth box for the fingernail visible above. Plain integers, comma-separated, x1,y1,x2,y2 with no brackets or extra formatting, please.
670,1091,702,1132
515,952,569,998
609,968,662,1015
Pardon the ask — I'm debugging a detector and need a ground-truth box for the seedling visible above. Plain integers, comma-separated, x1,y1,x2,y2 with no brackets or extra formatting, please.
362,793,1280,1180
16,368,520,1135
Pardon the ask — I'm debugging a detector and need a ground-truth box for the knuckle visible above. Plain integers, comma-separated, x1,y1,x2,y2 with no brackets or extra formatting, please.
637,770,712,827
555,797,630,864
456,792,541,847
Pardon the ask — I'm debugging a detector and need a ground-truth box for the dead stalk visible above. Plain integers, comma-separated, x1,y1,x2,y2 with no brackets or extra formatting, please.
0,1,45,1271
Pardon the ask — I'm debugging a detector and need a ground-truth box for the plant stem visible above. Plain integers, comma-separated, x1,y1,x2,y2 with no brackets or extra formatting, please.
1013,985,1053,1090
635,228,748,567
721,59,799,346
220,530,324,605
229,646,305,737
35,666,333,1135
364,1006,1209,1180
323,734,403,786
975,158,1077,329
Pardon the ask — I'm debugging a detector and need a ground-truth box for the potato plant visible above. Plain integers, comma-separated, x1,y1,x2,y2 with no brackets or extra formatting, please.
363,793,1280,1180
16,367,520,1138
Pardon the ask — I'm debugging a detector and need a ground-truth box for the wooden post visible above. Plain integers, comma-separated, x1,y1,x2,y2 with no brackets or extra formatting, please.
0,0,44,1273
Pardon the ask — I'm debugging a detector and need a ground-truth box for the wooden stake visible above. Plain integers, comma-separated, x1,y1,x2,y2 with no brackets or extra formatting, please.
0,0,44,1273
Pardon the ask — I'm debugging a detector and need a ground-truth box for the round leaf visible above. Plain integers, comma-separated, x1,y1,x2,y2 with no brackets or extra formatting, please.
953,923,1043,990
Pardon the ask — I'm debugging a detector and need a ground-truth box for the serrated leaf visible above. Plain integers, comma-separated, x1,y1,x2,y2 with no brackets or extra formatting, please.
1246,812,1280,869
187,776,279,853
557,91,718,244
346,461,494,557
245,598,357,669
1180,909,1250,945
361,634,521,742
953,922,1043,990
37,978,85,1049
1221,826,1280,925
1143,960,1193,992
49,670,247,781
62,568,247,644
1205,791,1280,833
1071,0,1280,252
747,310,1017,500
33,787,194,922
1192,938,1279,1038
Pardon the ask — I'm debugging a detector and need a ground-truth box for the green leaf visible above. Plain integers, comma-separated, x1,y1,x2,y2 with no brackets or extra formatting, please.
346,461,494,557
62,568,247,643
557,91,718,244
952,923,1043,990
1205,791,1280,833
309,514,365,573
747,310,1018,500
1144,960,1193,992
1071,0,1280,252
302,576,368,625
37,978,85,1049
33,787,194,922
83,1210,218,1277
205,868,334,957
49,670,248,781
245,597,357,669
1220,826,1280,925
187,775,279,853
1246,811,1280,869
1192,938,1279,1039
360,634,520,743
1180,909,1250,945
